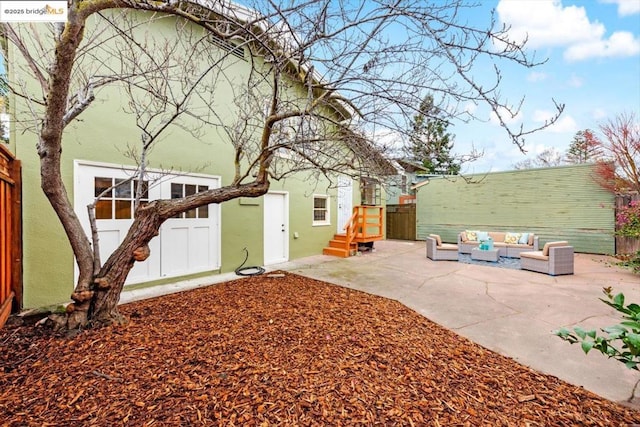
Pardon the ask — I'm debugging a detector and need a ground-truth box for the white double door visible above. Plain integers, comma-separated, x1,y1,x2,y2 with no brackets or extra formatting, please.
74,161,220,285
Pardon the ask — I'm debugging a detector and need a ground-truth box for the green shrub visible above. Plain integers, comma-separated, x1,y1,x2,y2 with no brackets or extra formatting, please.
616,200,640,238
617,250,640,274
555,287,640,370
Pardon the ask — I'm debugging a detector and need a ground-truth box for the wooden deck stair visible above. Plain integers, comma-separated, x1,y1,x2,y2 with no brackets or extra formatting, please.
323,234,358,258
322,205,384,258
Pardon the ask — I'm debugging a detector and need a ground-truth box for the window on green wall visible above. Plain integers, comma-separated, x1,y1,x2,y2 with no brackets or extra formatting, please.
94,177,148,220
313,195,330,226
170,183,209,219
361,178,381,206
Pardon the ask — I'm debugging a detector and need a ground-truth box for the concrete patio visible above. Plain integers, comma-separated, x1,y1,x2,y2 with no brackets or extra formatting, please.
279,239,640,409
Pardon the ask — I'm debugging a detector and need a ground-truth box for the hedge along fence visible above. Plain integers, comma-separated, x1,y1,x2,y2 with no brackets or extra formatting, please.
616,193,640,255
415,164,615,255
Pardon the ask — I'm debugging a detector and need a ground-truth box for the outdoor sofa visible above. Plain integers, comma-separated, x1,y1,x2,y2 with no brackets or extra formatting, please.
458,230,539,258
520,241,574,275
426,234,459,261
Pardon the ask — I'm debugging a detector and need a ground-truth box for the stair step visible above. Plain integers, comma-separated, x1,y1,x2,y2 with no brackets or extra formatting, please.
328,239,357,249
322,247,350,258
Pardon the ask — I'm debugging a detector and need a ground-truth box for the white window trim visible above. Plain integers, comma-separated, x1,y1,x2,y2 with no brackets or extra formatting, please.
312,194,330,226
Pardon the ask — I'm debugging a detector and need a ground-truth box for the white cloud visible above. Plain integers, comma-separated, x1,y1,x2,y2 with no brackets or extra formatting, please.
533,109,555,122
600,0,640,16
489,106,523,125
527,71,548,82
533,110,578,133
463,102,478,115
552,116,577,133
497,0,640,61
368,126,403,154
567,73,584,87
564,31,640,61
592,108,608,119
497,0,605,48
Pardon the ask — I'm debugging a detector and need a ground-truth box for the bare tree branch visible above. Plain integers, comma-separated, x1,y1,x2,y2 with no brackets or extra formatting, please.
4,0,565,329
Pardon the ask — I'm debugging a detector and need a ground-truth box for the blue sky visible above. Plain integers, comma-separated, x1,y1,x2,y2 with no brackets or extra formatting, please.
452,0,640,173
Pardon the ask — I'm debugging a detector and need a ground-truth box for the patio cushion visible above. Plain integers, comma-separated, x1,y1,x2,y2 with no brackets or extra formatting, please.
542,241,569,256
489,232,506,242
439,243,458,251
520,250,547,260
429,234,442,246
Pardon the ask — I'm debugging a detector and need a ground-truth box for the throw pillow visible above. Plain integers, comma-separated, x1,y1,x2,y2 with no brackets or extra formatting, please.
460,231,468,242
518,233,530,245
465,230,478,241
477,231,490,241
504,232,521,244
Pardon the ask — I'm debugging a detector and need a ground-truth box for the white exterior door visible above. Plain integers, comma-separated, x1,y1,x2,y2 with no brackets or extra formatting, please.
263,192,288,265
337,176,353,234
74,161,220,285
159,177,220,278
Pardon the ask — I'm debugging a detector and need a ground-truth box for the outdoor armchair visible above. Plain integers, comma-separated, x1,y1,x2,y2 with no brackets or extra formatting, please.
426,234,459,261
520,241,574,276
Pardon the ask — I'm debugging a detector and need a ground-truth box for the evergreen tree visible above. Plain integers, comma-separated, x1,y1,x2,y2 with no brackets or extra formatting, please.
565,129,602,164
404,94,460,175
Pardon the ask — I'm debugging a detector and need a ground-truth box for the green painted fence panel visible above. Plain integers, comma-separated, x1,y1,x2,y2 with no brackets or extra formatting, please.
416,164,615,254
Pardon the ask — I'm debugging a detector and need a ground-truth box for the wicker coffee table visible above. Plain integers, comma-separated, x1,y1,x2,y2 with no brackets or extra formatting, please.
471,247,500,262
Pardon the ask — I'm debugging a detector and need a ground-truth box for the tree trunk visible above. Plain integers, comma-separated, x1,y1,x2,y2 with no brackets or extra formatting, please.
53,208,158,330
58,181,271,329
88,205,162,327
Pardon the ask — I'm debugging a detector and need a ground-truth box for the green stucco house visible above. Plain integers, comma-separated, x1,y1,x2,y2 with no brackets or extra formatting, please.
2,3,386,310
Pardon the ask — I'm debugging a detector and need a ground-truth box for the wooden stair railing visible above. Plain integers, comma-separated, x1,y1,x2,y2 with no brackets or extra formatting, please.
322,206,384,258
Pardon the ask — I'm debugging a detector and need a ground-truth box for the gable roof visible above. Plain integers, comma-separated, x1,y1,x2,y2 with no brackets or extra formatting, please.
176,0,393,176
339,129,398,177
394,159,429,174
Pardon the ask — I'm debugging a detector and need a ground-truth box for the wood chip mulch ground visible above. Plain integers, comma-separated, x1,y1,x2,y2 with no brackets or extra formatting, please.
1,271,639,426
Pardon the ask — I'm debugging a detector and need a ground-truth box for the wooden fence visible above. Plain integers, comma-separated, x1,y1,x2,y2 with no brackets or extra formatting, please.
386,204,416,240
0,144,21,328
616,193,640,255
415,165,616,254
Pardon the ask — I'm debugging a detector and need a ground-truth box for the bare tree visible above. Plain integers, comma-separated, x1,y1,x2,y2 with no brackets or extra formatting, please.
594,112,640,194
1,0,563,330
513,147,565,170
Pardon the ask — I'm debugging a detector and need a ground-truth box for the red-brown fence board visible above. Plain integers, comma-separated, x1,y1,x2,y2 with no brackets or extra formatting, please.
0,144,21,328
